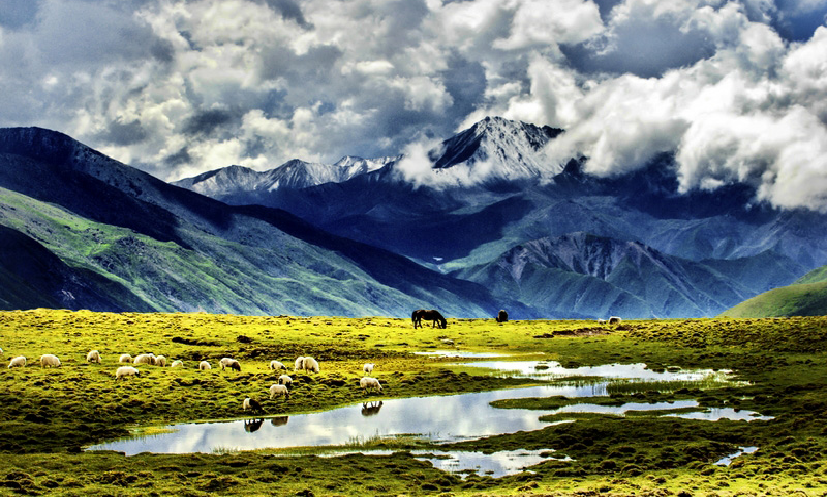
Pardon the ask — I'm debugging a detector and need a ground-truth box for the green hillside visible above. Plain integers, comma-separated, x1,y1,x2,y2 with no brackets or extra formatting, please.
719,266,827,318
795,265,827,284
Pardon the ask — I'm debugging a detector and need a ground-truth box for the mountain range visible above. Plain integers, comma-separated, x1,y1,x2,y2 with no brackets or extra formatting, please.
0,117,824,318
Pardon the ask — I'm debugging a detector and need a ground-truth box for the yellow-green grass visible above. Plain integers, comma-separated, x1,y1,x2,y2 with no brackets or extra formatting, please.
0,310,825,495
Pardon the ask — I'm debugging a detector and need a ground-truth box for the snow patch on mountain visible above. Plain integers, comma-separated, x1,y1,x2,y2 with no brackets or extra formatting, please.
394,116,565,188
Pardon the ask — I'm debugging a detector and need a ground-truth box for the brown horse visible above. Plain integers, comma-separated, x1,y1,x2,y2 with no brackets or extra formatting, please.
412,309,448,329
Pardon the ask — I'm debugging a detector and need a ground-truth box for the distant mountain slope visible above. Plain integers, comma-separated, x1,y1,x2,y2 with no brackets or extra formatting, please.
0,127,511,317
450,232,806,319
174,118,825,273
719,266,827,318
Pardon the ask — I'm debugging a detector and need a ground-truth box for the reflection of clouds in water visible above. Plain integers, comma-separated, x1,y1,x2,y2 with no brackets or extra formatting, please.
87,362,765,456
464,361,729,382
666,409,773,422
414,350,512,359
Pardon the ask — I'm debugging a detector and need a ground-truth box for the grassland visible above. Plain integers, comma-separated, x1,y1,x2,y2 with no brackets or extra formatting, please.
0,310,825,495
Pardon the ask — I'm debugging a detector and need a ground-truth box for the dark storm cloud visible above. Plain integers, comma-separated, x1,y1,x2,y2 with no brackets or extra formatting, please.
98,118,149,146
262,0,313,29
163,148,192,167
183,110,236,136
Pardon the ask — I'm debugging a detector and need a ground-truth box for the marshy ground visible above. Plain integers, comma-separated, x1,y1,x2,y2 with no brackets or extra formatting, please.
0,311,825,495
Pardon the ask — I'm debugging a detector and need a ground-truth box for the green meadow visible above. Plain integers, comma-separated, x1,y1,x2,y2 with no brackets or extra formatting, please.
0,310,825,495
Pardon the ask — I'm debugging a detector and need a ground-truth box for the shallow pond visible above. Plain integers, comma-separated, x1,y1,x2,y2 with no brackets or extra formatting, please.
87,361,765,458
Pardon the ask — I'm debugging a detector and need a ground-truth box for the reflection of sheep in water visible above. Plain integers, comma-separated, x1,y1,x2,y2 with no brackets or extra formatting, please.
495,310,509,322
271,416,289,427
269,384,289,400
360,376,382,393
608,316,622,325
243,418,264,433
243,397,263,413
361,401,383,416
86,350,101,363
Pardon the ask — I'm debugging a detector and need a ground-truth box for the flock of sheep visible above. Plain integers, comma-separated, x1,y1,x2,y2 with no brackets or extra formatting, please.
5,349,384,414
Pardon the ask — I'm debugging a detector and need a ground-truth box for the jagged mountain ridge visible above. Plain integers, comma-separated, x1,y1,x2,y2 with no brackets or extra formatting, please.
0,127,515,317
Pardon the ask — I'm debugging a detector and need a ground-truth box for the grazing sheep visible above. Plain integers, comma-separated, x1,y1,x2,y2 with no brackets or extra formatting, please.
302,357,319,374
294,357,305,371
40,354,61,368
269,360,286,370
199,361,211,370
133,353,155,366
219,358,241,371
269,383,290,400
598,319,607,325
278,374,293,386
119,353,132,364
360,376,382,393
7,356,26,368
608,316,622,325
155,355,167,367
363,363,374,375
243,397,263,412
86,350,101,363
496,310,509,322
115,366,140,380
171,360,184,368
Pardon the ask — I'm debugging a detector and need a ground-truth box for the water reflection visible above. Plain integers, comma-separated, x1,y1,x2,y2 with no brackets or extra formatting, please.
270,416,289,427
361,401,383,417
243,419,264,433
714,446,758,466
464,361,729,383
415,350,512,359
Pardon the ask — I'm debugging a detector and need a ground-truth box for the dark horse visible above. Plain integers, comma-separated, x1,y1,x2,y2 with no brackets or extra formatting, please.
411,309,448,329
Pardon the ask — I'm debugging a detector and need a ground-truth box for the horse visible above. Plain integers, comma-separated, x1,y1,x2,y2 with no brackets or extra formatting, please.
412,309,447,329
495,310,509,322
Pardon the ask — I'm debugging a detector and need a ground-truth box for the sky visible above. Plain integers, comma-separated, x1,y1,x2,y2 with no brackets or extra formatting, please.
0,0,825,211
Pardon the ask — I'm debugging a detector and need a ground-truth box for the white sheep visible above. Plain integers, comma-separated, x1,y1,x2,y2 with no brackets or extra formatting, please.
243,397,263,412
302,357,319,374
278,374,293,386
269,384,289,400
39,354,61,368
115,366,140,380
219,357,241,371
360,376,382,393
119,353,132,363
608,316,622,325
269,360,286,370
199,361,212,370
294,357,305,371
171,360,184,368
598,319,607,325
363,363,374,375
7,356,26,368
133,353,155,366
86,350,101,363
155,355,167,367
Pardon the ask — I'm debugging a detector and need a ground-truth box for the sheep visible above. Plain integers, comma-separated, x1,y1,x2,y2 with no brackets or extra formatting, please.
119,353,132,364
269,360,286,371
199,361,212,370
243,397,263,412
294,357,305,372
86,350,101,363
155,355,167,367
302,357,320,374
278,374,293,386
219,357,241,371
608,316,622,325
360,376,382,393
363,363,374,375
115,366,140,380
133,353,155,366
40,354,61,368
269,384,290,400
7,356,26,368
171,360,184,368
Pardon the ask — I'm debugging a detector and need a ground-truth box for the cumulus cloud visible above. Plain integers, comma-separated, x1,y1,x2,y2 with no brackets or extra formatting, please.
0,0,823,210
